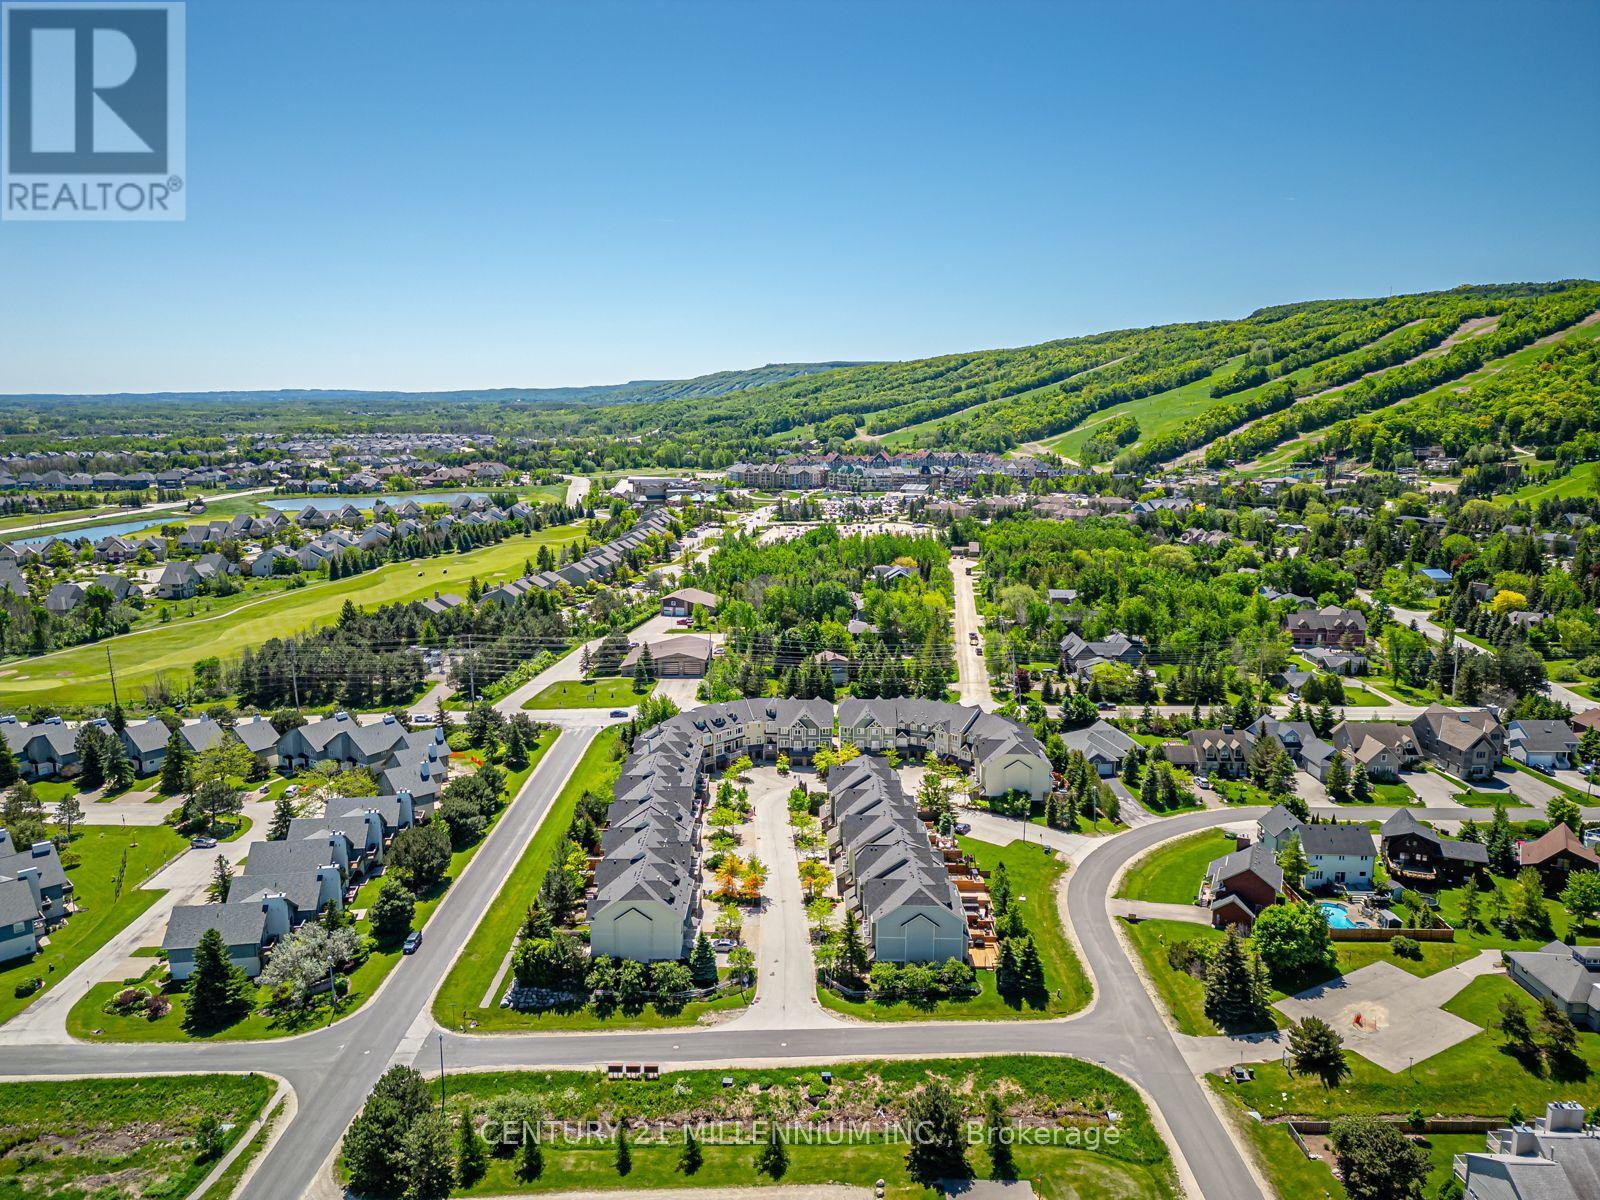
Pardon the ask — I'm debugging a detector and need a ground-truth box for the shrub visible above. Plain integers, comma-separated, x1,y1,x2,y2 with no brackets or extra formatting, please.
1166,939,1211,978
145,993,172,1020
13,975,43,999
1390,935,1422,960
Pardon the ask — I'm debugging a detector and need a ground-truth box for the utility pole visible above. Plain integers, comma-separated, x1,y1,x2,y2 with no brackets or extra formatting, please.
466,634,477,703
105,646,121,714
438,1032,447,1112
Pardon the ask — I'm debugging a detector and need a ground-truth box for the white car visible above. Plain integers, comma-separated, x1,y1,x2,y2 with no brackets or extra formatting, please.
414,713,437,726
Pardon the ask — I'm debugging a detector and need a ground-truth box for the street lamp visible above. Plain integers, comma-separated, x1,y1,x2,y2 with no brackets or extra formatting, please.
438,1032,447,1112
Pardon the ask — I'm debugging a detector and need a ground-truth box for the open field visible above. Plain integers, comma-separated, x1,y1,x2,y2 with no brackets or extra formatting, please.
420,1056,1178,1199
818,836,1090,1021
1504,458,1600,504
68,734,556,1041
1038,356,1244,461
0,522,587,707
1115,829,1233,904
0,823,188,1027
2,1073,274,1200
522,677,642,710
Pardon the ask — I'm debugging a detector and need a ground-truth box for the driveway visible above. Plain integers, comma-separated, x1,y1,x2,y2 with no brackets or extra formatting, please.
1402,769,1460,808
728,767,832,1030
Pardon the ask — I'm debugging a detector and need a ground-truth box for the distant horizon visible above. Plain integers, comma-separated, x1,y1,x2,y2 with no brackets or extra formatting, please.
4,275,1594,400
3,0,1596,393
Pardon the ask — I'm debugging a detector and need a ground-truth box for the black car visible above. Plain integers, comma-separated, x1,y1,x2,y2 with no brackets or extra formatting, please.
402,931,423,954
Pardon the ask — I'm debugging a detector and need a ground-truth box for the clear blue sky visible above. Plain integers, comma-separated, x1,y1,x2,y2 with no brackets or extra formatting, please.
3,0,1597,394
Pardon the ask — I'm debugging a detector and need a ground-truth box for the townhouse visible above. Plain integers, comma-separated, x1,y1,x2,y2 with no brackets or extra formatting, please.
835,698,1054,801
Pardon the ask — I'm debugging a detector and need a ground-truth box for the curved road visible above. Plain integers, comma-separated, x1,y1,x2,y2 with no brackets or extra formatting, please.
7,743,1270,1200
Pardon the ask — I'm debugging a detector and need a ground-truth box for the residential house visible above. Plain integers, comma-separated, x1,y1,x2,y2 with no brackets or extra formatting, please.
1518,824,1600,892
620,634,714,678
1285,605,1367,648
1453,1102,1600,1200
660,587,718,618
1199,842,1283,928
1508,719,1579,772
1410,705,1504,781
1058,719,1138,777
1508,944,1600,1031
0,828,72,930
163,894,292,981
1380,809,1488,886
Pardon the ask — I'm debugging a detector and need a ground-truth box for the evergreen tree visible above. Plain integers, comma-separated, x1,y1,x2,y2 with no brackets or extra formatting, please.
1486,803,1517,875
56,791,84,840
1288,1016,1349,1087
755,1124,788,1178
677,1128,702,1175
503,721,528,770
0,730,16,785
517,1131,543,1181
268,791,295,840
838,909,869,983
995,938,1019,1000
75,724,107,791
689,932,719,988
102,736,134,792
1203,929,1266,1032
160,729,191,794
904,1082,969,1184
1325,752,1351,804
1277,835,1311,889
984,1091,1015,1179
208,853,232,902
614,1128,631,1175
457,1107,486,1186
1350,761,1371,804
1017,936,1045,998
342,1067,434,1199
184,927,250,1033
402,1111,455,1200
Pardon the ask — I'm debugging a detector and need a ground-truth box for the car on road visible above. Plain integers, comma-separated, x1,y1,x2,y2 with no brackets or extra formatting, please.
954,821,971,834
189,835,217,849
609,709,629,718
1096,700,1115,710
975,646,983,656
414,713,437,726
402,931,423,954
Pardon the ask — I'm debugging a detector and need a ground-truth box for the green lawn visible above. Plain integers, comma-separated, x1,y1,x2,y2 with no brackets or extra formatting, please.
1504,458,1600,504
431,729,745,1032
1234,972,1600,1121
1122,917,1478,1038
68,735,557,1042
1116,829,1235,904
1452,790,1513,807
1218,1090,1482,1200
1370,779,1416,805
197,1097,284,1200
818,837,1090,1021
0,522,588,707
422,1057,1178,1200
0,823,188,1027
4,1073,273,1200
522,677,643,710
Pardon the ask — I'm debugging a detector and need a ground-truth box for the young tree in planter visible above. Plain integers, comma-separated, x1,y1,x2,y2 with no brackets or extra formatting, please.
1287,1016,1349,1088
904,1081,969,1184
184,927,251,1033
342,1066,433,1199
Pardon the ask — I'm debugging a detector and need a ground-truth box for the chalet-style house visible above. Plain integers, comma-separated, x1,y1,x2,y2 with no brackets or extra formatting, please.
1380,809,1488,886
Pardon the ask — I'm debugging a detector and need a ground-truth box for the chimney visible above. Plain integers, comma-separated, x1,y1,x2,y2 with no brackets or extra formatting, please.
1546,1101,1586,1134
1508,1127,1539,1155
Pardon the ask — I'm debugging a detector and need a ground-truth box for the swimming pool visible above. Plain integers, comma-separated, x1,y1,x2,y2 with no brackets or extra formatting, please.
1318,901,1356,929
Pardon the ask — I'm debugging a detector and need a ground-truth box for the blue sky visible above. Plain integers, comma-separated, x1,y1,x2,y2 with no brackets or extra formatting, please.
2,0,1597,393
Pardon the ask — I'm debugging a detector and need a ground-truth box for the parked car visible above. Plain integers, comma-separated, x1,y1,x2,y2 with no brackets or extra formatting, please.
1195,776,1212,790
414,713,437,726
609,709,629,718
953,821,971,835
189,835,217,850
402,931,423,954
284,784,300,799
712,938,736,952
676,617,692,627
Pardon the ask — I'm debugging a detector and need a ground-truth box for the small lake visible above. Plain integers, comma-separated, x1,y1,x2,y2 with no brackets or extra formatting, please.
7,490,493,549
261,490,487,513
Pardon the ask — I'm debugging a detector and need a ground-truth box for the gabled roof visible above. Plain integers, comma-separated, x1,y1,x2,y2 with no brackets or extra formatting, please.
162,901,270,951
